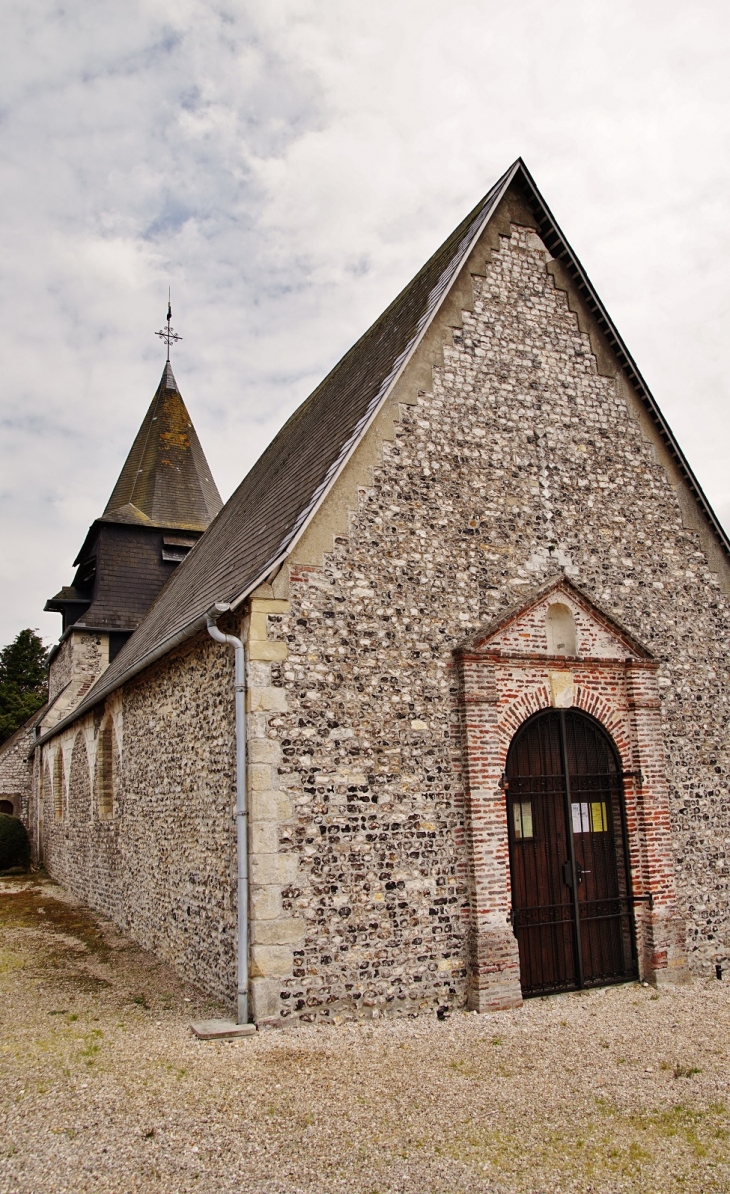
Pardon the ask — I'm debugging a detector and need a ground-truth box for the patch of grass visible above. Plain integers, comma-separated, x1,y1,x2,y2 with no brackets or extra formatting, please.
674,1064,702,1079
627,1104,719,1157
0,880,110,959
443,1098,730,1186
0,945,26,975
79,1028,103,1064
161,1061,187,1080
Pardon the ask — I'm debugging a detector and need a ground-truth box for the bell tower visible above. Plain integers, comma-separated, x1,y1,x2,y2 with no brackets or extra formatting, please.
43,306,222,726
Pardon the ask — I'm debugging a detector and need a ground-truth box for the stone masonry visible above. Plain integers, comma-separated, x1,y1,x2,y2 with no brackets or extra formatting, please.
38,635,238,1003
0,721,38,820
34,199,730,1023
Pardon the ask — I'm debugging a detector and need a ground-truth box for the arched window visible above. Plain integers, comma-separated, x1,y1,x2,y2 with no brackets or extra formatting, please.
53,752,64,820
95,722,115,820
42,763,52,815
546,602,577,656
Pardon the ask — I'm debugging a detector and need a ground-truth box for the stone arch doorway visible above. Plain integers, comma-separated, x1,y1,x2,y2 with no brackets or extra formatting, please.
505,708,638,997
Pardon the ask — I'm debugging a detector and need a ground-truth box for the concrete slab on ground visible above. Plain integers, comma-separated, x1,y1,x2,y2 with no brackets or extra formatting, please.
190,1018,257,1040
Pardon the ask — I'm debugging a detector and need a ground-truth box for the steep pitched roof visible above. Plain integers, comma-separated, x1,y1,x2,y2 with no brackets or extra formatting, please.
101,361,222,532
39,158,730,742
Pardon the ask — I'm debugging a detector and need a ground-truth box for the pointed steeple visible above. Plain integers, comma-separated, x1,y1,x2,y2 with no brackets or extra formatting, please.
102,361,222,531
46,354,223,647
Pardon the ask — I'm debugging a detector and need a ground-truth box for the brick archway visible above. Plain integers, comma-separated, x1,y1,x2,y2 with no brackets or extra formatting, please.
453,578,688,1011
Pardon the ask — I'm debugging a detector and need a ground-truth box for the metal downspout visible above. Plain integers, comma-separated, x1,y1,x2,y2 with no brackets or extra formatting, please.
206,603,249,1024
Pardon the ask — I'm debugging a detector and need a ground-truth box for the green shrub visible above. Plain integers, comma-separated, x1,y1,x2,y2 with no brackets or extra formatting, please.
0,813,30,871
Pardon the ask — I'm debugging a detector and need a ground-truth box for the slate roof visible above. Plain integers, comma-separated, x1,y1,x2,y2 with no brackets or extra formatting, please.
102,361,222,532
39,158,730,743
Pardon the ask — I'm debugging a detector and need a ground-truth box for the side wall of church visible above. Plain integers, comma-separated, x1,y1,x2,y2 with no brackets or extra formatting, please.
39,634,238,1008
254,213,730,1022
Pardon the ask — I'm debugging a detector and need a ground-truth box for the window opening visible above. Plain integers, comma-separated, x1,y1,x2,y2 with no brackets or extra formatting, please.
95,722,114,820
53,752,64,820
546,602,577,656
162,535,197,563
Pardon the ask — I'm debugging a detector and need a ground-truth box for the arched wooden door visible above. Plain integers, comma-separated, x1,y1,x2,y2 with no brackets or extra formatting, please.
505,709,637,996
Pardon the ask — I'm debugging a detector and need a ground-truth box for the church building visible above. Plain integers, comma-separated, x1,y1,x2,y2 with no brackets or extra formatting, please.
12,159,730,1024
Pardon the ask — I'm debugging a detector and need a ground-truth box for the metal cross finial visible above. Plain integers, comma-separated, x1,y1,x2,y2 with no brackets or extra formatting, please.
155,289,182,361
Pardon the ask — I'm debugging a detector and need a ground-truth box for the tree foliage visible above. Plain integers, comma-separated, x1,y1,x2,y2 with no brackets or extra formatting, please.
0,629,49,745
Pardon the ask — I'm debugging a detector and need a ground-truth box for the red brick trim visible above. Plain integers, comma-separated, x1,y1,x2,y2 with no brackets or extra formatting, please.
455,597,688,1010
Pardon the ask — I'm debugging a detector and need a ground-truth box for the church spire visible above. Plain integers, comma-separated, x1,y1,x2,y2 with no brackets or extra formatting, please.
102,310,221,532
45,320,222,641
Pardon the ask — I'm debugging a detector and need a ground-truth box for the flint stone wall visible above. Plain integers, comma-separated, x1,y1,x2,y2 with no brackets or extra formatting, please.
0,724,35,820
39,633,238,1007
265,220,730,1021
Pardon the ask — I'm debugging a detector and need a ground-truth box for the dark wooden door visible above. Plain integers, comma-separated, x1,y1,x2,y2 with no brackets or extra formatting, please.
506,709,637,996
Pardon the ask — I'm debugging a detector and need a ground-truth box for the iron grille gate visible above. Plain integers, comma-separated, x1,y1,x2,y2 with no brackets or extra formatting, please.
506,709,637,996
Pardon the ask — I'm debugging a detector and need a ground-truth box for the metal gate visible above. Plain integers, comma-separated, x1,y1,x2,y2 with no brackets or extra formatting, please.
505,709,637,996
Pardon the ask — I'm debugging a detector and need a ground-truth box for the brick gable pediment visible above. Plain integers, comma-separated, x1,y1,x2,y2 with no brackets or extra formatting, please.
460,576,652,663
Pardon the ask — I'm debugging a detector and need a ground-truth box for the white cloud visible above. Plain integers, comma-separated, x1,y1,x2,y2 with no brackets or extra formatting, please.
1,0,729,645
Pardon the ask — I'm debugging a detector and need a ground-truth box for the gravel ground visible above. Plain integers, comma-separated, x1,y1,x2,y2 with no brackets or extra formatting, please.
1,874,729,1193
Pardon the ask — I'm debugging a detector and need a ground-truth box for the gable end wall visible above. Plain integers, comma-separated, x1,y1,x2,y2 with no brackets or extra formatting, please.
263,204,730,1021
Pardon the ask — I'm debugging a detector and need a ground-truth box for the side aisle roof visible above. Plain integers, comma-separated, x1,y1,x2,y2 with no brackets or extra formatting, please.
39,158,730,743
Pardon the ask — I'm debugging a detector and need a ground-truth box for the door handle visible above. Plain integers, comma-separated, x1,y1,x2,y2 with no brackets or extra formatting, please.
564,861,591,887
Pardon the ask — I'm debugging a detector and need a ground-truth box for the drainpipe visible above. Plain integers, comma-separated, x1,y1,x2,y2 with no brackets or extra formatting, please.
206,602,248,1024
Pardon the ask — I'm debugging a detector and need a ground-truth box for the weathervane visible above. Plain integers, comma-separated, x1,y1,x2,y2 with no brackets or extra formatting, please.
155,290,182,361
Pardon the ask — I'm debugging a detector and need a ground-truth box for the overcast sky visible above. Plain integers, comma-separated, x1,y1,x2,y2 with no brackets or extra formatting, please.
2,0,729,647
